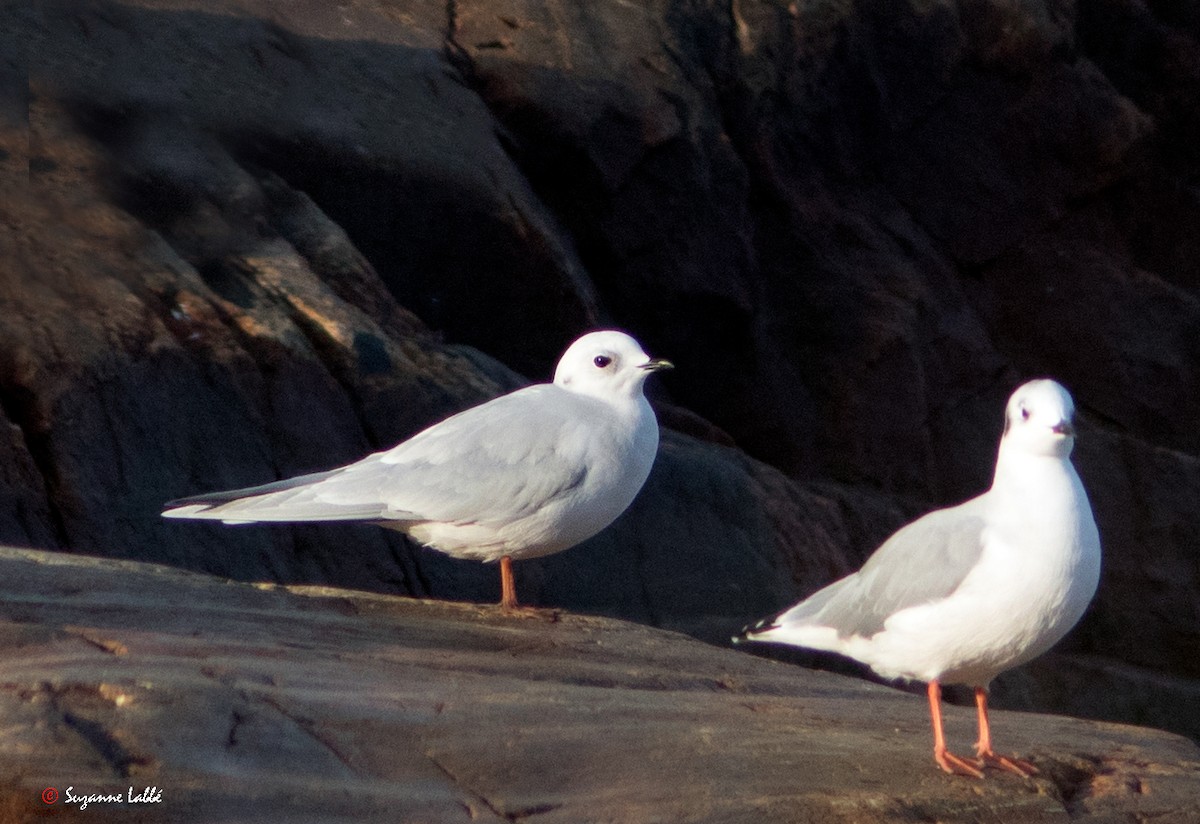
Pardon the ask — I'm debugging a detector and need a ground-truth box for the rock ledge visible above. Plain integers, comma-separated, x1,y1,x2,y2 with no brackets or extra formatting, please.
2,546,1198,823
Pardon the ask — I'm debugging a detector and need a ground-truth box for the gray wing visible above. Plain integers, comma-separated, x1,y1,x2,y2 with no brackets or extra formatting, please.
163,385,600,526
770,497,988,639
162,468,358,519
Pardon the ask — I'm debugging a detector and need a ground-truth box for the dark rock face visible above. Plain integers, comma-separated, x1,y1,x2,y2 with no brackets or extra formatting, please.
3,547,1199,823
5,0,1199,744
2,85,860,638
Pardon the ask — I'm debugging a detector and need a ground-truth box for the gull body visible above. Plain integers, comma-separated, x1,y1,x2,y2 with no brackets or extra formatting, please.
164,330,672,609
741,379,1101,776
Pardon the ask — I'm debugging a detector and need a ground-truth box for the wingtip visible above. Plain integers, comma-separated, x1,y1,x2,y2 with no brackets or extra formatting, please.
739,623,777,642
161,503,219,519
733,617,779,644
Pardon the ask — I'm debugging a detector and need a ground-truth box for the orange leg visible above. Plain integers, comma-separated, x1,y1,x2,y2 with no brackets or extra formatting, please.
499,555,519,611
973,687,1039,777
928,680,985,778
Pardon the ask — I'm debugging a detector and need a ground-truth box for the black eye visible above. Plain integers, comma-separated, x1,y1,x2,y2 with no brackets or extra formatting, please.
593,355,612,368
1020,405,1031,420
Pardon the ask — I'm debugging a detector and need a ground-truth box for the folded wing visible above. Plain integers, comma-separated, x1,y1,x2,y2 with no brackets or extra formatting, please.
163,385,599,527
755,499,989,641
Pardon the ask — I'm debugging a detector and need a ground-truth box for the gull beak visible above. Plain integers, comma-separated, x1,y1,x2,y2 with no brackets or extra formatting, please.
1051,421,1076,437
640,358,674,372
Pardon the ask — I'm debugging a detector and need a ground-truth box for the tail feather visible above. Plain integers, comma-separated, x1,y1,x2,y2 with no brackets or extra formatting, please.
161,469,392,524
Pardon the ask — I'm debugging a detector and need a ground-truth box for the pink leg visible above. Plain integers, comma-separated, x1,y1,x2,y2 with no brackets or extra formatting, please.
973,687,1039,777
928,680,985,778
499,555,518,611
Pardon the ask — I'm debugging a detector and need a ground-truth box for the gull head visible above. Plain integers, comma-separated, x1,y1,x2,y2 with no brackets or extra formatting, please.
554,330,672,401
1002,379,1077,458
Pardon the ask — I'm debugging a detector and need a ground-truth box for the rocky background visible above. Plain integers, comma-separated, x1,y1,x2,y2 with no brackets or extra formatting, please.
3,0,1198,748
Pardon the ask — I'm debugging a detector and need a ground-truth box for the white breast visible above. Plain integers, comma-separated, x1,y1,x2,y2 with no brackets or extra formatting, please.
854,456,1101,686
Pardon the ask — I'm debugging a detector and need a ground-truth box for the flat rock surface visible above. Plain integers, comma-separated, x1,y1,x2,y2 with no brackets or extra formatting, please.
2,547,1197,823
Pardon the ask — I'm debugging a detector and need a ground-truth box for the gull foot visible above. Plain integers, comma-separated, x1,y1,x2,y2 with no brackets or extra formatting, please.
499,604,562,622
976,750,1039,778
935,748,986,779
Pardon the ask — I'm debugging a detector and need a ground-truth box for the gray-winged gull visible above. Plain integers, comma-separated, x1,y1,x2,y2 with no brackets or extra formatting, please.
739,379,1101,777
164,330,672,611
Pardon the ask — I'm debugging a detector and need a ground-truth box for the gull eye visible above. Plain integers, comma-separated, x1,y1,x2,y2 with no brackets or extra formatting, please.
1019,405,1031,421
593,355,612,369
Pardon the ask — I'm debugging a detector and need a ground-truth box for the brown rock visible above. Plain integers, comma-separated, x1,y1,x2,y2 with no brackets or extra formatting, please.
2,546,1198,824
0,404,55,549
6,0,1200,752
1,94,861,637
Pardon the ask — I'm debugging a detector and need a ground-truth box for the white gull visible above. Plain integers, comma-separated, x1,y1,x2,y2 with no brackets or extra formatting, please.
164,330,672,611
741,379,1102,777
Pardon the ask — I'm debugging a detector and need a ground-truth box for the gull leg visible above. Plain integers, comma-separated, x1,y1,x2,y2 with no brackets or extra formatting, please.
496,556,559,620
499,555,519,611
928,680,985,778
973,687,1039,777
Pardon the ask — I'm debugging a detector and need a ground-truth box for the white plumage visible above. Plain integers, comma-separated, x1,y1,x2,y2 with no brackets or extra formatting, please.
742,379,1101,777
164,330,672,609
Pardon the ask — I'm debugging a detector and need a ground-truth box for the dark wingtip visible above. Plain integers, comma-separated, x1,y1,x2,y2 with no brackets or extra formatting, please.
162,493,218,511
161,488,246,514
733,618,778,644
